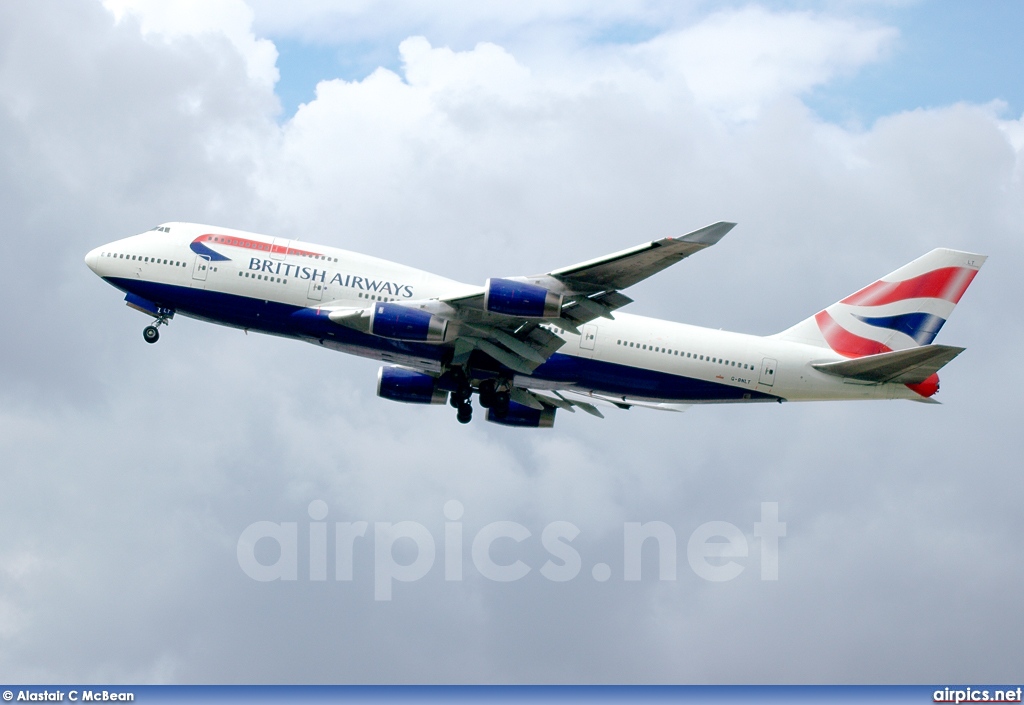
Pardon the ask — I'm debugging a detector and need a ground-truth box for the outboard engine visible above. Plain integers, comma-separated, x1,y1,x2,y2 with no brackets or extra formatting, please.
369,302,449,342
486,401,556,428
484,278,562,318
377,366,448,405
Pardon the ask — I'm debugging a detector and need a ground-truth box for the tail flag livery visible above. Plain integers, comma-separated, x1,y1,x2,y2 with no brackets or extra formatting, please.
777,248,986,397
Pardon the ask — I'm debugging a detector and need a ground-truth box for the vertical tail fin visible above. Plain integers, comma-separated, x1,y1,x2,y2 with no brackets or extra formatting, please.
776,248,986,357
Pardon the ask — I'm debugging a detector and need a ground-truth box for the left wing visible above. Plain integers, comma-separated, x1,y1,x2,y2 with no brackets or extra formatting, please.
329,221,735,375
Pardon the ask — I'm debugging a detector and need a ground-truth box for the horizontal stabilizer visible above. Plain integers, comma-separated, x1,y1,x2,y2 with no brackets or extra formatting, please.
812,344,965,384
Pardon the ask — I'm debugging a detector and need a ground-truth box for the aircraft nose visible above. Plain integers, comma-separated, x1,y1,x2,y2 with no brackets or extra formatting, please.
84,246,102,274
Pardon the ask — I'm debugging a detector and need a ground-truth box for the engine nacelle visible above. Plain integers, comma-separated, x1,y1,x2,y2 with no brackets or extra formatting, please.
369,302,449,342
486,401,556,428
484,278,561,318
377,366,448,405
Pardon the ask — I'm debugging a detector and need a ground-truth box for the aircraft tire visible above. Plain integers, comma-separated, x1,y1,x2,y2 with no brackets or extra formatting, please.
493,391,510,415
456,402,473,424
143,326,160,344
478,380,496,409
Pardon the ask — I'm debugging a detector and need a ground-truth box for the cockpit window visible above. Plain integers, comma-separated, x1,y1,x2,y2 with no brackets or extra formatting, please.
147,225,172,233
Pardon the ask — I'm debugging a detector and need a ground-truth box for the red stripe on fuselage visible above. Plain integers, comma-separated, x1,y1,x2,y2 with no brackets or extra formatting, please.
194,234,324,259
841,267,977,306
814,310,892,358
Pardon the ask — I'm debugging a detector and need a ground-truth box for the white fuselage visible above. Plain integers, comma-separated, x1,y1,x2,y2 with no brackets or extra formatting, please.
85,223,922,405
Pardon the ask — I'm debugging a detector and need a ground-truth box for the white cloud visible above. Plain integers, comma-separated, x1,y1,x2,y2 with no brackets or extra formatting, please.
2,0,1023,684
633,7,898,120
101,0,279,88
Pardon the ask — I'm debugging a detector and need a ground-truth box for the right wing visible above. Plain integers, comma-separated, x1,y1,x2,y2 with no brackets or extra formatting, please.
326,222,735,376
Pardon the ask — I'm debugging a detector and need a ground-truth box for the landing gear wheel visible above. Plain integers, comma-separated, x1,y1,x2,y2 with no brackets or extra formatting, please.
456,402,473,424
478,379,497,409
143,325,160,344
450,383,472,409
492,391,510,418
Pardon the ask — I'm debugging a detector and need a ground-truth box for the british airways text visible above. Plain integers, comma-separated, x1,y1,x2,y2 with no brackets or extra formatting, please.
248,258,414,297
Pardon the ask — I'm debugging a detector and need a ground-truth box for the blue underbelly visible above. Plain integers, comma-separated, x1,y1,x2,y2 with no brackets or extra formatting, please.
105,277,778,403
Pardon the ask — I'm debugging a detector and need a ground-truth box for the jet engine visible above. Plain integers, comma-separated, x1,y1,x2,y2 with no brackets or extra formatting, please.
369,302,449,342
377,366,448,405
484,278,562,318
485,401,556,428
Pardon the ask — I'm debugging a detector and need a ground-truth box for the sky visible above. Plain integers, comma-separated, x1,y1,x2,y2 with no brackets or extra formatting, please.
1,0,1022,685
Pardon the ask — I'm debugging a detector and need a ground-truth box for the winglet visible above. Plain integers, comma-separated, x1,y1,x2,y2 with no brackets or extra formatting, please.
679,221,736,246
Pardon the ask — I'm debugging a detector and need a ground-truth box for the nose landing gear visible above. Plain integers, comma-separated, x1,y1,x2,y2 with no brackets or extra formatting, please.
143,314,171,344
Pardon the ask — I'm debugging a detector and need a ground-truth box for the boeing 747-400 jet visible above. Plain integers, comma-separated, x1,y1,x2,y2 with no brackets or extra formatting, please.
85,223,985,427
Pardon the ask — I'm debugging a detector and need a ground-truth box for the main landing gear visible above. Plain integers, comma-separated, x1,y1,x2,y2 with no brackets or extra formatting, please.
143,315,171,344
444,367,513,424
449,373,474,424
477,379,511,419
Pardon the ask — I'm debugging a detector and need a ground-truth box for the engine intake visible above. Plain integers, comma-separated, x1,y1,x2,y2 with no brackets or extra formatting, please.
484,278,561,318
377,366,448,405
486,401,556,428
369,302,449,342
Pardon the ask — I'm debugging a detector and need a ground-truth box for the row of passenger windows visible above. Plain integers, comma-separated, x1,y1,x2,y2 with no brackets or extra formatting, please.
239,271,287,285
616,339,754,371
358,292,396,302
103,252,185,267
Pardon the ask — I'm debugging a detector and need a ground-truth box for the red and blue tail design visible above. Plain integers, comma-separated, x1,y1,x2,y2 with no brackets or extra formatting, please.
776,248,986,395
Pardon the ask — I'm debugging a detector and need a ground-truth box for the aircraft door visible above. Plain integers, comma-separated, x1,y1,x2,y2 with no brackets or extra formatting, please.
271,237,289,261
192,254,210,282
307,280,325,301
759,357,777,386
580,324,598,350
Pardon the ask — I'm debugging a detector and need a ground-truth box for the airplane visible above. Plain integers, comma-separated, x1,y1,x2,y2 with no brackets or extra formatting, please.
84,222,986,427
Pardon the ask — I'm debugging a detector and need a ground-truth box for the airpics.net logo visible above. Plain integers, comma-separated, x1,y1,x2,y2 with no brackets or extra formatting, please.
236,501,786,601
